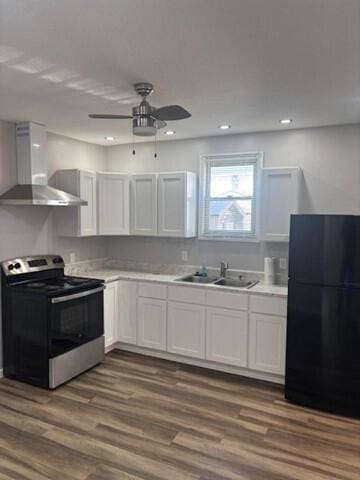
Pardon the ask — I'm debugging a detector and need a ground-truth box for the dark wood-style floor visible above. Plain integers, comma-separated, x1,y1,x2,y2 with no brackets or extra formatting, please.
0,351,360,480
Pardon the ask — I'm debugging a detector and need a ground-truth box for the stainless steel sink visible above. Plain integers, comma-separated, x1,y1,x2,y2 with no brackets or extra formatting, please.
214,278,258,289
176,274,258,289
176,274,220,284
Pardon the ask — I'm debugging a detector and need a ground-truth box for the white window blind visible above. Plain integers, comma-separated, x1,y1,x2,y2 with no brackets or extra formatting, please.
199,153,262,240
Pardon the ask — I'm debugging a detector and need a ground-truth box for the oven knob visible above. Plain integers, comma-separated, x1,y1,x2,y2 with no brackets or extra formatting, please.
8,264,14,271
14,263,21,269
53,256,63,264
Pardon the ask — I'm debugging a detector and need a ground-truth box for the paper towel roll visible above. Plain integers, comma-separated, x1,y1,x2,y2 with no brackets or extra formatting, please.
264,257,276,285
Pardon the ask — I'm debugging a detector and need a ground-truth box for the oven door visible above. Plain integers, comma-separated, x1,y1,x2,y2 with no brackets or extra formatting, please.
48,286,104,357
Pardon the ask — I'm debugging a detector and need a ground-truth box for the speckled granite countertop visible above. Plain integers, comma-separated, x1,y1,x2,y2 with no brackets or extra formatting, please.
79,268,288,297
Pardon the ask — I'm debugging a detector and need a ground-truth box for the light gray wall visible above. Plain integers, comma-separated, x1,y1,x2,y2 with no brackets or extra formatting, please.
105,124,360,270
0,120,108,369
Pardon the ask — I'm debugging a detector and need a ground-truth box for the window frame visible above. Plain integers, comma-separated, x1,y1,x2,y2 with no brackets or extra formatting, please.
198,152,263,242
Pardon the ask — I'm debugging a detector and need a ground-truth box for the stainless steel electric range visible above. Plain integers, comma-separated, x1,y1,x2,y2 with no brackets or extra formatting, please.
1,255,105,389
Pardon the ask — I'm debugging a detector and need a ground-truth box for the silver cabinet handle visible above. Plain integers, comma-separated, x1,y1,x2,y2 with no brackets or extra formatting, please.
51,286,105,304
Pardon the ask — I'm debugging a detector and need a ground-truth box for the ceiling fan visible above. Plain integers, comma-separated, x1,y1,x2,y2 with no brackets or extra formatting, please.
89,82,191,136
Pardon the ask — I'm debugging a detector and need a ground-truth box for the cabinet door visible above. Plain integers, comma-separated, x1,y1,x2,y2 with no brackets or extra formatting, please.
130,174,158,235
158,172,197,238
79,170,97,236
206,307,248,367
137,297,166,351
167,302,205,359
98,173,129,235
118,281,137,345
104,281,118,348
249,313,286,375
261,167,301,242
158,173,186,237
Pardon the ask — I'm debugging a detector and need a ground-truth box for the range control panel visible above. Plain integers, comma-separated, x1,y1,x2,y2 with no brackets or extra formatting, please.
1,255,65,276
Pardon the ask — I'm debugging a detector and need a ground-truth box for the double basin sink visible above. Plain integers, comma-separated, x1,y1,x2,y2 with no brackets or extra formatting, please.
176,274,258,289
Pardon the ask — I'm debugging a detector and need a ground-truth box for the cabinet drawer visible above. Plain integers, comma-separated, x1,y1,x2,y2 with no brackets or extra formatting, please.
168,285,206,305
250,295,287,316
138,282,167,300
206,290,248,311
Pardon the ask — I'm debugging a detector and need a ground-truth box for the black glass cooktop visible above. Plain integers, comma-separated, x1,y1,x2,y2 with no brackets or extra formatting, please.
18,276,103,295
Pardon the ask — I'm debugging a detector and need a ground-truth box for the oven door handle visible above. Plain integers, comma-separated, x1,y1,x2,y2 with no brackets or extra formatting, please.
50,286,105,304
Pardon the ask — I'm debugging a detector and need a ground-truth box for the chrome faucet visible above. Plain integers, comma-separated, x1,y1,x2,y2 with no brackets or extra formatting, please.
220,262,229,278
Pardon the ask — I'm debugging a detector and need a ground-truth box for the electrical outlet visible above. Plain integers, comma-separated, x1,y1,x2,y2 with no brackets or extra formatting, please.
181,250,188,262
70,252,76,264
279,258,287,270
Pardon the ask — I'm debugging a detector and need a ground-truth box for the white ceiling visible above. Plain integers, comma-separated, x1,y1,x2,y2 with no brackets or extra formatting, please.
0,0,359,145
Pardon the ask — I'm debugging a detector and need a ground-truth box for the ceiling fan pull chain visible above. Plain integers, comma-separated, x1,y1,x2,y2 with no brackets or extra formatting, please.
154,132,158,158
132,132,136,156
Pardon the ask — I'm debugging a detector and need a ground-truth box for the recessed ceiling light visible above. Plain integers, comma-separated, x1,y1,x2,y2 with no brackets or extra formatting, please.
104,136,116,141
279,118,292,125
164,130,175,135
219,124,231,130
32,143,41,148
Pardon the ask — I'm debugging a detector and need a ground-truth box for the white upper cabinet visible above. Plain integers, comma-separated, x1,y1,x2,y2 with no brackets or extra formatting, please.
158,172,197,238
130,172,197,238
130,174,158,236
97,172,129,235
55,169,97,237
56,170,197,238
261,167,301,242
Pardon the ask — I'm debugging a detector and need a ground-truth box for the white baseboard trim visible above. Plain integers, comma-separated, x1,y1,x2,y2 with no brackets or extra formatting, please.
105,344,116,354
109,342,284,385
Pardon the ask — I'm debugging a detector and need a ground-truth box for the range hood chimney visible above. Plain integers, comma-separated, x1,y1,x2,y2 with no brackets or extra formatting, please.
0,122,87,206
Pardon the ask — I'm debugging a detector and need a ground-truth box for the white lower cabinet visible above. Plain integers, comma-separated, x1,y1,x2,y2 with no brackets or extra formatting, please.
249,313,286,375
137,297,167,351
118,281,137,345
114,279,287,380
206,307,248,367
103,281,118,348
167,302,206,359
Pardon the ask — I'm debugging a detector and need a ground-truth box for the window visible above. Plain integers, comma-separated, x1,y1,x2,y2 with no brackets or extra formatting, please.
199,153,262,240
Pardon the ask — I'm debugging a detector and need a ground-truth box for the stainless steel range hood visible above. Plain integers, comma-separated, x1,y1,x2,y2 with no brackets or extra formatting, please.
0,122,87,206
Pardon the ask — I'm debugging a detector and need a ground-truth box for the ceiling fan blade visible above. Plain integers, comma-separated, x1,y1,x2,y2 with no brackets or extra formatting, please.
156,119,167,129
152,105,191,121
89,114,133,119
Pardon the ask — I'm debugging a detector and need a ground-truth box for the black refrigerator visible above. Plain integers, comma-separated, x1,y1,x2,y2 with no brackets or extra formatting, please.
286,214,360,417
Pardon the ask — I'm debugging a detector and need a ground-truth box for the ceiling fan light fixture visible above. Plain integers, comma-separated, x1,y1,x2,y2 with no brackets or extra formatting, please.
133,125,157,136
104,136,116,140
164,130,175,135
133,116,157,136
219,124,231,130
280,118,292,124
